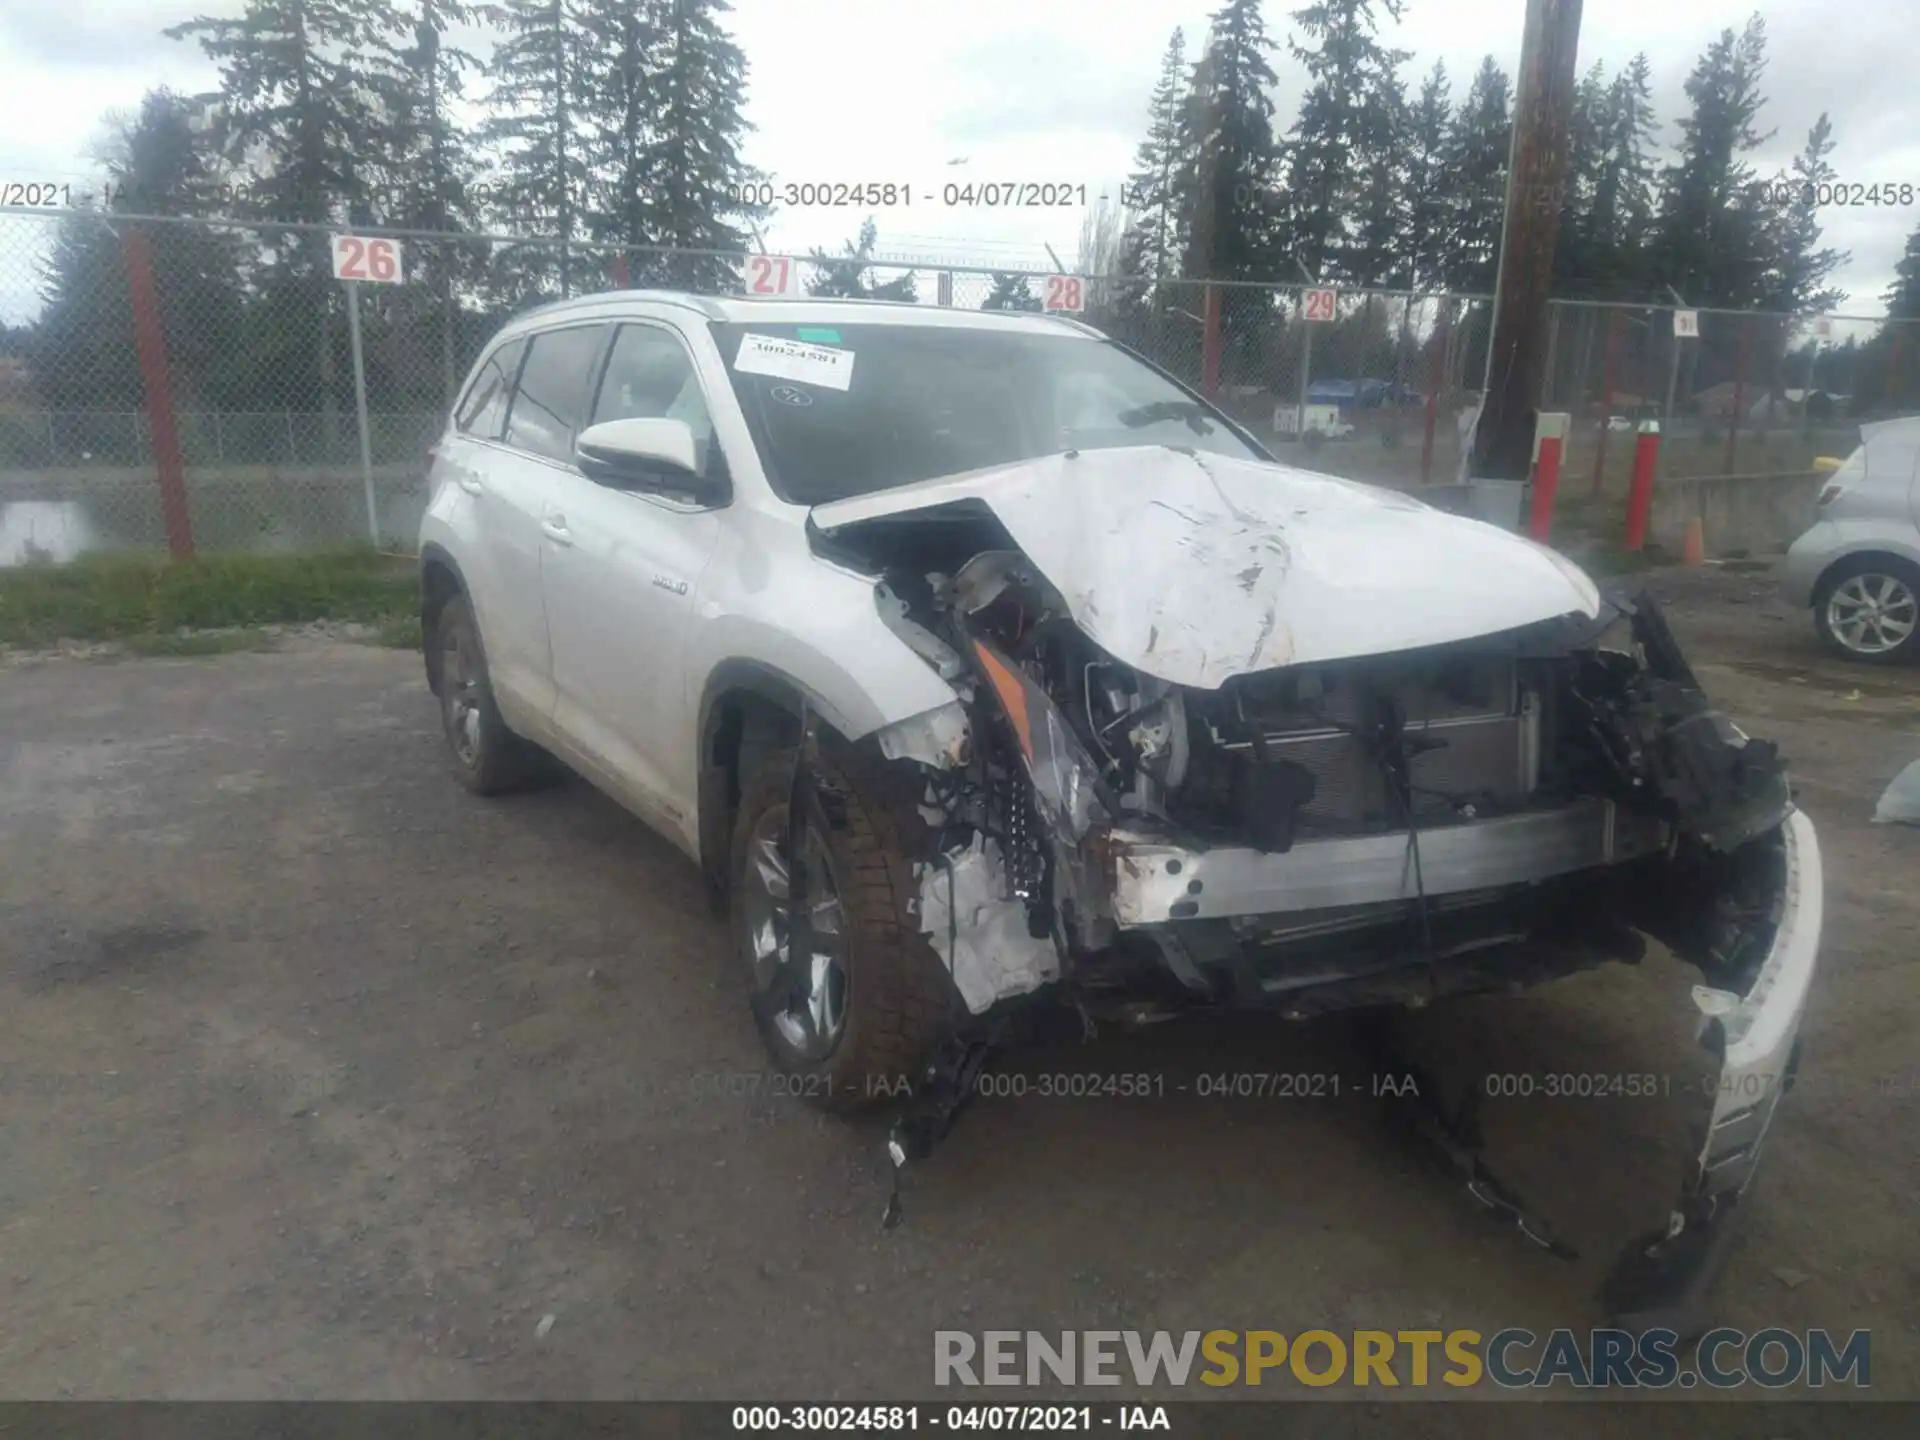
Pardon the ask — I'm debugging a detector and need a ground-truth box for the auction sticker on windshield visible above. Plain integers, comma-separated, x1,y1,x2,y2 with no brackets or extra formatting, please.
734,333,855,392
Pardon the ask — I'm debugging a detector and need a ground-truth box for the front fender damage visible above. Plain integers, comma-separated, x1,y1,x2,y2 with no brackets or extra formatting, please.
831,498,1819,1330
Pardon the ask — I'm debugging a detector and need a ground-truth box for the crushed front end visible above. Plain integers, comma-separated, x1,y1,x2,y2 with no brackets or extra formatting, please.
818,483,1822,1335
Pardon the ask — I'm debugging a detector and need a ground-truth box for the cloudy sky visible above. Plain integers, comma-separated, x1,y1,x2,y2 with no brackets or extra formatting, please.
1,0,1915,318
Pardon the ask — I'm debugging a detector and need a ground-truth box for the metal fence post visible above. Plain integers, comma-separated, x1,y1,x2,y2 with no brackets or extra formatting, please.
1724,315,1752,475
212,410,224,464
1542,303,1561,407
285,410,298,462
1420,306,1447,484
1590,306,1623,497
1662,319,1682,436
1200,284,1221,399
344,276,380,545
120,225,196,560
1297,303,1314,439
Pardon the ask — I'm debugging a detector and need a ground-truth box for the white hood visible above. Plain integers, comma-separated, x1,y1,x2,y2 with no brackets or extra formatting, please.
812,446,1601,690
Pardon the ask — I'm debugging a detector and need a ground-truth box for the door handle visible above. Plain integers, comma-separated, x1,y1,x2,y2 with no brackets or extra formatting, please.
456,474,484,495
541,517,573,546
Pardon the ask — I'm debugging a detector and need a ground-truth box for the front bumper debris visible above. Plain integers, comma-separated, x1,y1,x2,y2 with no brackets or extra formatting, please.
1603,808,1825,1336
1107,799,1668,927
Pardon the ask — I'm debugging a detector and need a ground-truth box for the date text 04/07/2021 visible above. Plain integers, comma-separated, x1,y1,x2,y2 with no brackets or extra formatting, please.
728,181,1151,209
730,1405,1170,1432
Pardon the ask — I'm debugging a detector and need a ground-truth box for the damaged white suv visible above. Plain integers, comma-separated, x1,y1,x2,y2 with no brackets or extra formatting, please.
419,292,1823,1331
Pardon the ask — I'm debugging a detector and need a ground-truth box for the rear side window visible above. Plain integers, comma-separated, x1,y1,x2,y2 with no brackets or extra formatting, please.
504,325,607,463
455,337,526,440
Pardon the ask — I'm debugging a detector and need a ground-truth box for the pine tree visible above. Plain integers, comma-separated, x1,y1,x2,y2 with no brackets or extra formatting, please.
1888,224,1920,321
480,0,592,300
1439,56,1511,294
1553,60,1611,292
165,0,402,226
1590,55,1660,294
1401,61,1451,292
1177,0,1282,282
1759,113,1848,315
1123,29,1191,285
1650,15,1774,308
34,91,248,412
165,0,405,418
631,0,761,290
377,0,487,402
981,274,1041,311
807,218,916,301
1277,0,1410,284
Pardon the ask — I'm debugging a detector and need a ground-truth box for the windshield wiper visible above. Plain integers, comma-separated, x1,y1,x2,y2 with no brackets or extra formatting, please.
1115,400,1216,435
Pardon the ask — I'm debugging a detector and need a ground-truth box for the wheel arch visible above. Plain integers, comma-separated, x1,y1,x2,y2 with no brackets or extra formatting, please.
695,660,859,911
419,542,471,696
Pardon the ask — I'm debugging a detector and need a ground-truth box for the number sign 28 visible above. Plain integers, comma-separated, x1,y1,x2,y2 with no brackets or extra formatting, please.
1043,276,1085,312
331,235,403,284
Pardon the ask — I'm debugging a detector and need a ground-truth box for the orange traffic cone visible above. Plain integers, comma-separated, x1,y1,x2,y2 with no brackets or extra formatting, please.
1682,515,1706,566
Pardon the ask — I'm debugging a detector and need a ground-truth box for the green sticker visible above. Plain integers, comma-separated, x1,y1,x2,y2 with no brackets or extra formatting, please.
795,327,842,344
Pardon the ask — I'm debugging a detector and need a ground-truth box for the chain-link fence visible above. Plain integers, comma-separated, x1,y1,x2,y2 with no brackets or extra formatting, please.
3,204,1917,565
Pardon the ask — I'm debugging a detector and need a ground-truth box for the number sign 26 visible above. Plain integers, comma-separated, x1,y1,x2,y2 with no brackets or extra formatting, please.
331,235,403,284
1043,275,1085,312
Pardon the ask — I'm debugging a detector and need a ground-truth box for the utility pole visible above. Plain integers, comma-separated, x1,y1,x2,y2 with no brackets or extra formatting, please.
1469,0,1584,483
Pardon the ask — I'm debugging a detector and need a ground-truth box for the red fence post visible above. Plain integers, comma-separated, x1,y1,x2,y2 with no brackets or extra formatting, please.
1723,314,1752,474
609,253,631,289
1528,434,1563,541
1200,284,1222,400
1624,422,1660,551
121,226,195,561
1590,306,1623,497
1419,309,1447,484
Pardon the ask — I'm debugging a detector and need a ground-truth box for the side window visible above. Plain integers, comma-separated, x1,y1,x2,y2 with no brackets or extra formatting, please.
591,324,722,477
455,337,526,441
503,325,607,463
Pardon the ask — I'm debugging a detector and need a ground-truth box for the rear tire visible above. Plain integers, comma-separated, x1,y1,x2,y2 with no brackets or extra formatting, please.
728,744,958,1113
1813,555,1920,665
433,594,555,795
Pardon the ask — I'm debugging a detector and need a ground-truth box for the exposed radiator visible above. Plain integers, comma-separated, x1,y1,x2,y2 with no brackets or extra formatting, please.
1212,658,1542,831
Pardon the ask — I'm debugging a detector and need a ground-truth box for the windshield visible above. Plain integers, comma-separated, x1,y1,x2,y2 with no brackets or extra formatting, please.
710,321,1263,505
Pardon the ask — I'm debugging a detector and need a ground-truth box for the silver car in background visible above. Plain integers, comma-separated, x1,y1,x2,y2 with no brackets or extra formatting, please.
1785,415,1920,663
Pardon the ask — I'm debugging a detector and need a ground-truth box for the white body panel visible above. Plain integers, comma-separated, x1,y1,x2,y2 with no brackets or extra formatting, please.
814,446,1602,690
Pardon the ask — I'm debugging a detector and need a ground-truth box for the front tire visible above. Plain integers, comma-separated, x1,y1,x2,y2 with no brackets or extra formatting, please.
433,594,552,794
728,745,957,1113
1813,555,1920,664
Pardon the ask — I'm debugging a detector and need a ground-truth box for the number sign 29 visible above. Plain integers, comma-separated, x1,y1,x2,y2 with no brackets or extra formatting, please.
331,235,403,284
1302,287,1337,322
1043,275,1085,312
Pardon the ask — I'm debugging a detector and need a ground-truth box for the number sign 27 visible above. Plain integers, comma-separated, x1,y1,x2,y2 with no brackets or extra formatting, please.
331,235,403,284
741,255,801,296
1043,276,1085,313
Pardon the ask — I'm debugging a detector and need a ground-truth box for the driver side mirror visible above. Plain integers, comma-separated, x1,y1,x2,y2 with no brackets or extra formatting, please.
575,417,711,495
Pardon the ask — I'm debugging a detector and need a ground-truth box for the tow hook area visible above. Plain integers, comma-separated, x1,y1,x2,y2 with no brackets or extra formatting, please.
1361,1017,1581,1263
881,1024,1008,1231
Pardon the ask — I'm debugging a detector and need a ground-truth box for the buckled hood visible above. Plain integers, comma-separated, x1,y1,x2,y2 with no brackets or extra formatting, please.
811,445,1601,689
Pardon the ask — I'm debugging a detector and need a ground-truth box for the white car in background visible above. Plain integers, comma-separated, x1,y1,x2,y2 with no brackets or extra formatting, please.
1784,416,1920,662
416,290,1823,1334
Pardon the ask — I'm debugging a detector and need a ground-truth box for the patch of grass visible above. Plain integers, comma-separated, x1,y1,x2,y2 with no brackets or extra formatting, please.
0,547,416,648
362,615,424,650
121,628,278,657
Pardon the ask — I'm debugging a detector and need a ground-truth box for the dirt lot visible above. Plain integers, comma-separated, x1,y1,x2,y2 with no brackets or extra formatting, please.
0,559,1915,1412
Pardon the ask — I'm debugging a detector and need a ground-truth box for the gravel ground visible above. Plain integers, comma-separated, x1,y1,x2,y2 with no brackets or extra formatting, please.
0,559,1914,1416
